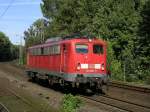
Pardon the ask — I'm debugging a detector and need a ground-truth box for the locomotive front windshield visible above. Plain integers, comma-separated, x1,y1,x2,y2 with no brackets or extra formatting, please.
76,44,88,53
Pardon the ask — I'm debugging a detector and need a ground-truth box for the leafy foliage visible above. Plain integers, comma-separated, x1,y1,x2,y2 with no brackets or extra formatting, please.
62,94,82,112
24,18,49,47
11,45,19,60
137,0,150,67
135,0,150,84
0,31,19,61
0,31,11,61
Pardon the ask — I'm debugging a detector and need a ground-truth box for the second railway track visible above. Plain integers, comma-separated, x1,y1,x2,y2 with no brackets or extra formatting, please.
81,94,150,112
109,81,150,93
80,81,150,112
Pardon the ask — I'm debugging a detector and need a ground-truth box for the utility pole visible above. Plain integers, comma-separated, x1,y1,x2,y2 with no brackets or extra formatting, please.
17,34,23,65
19,35,23,65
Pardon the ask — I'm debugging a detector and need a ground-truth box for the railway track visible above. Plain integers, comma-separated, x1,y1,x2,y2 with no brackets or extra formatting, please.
81,94,150,112
7,88,33,107
0,87,39,112
80,81,150,112
0,77,34,112
109,81,150,93
0,103,9,112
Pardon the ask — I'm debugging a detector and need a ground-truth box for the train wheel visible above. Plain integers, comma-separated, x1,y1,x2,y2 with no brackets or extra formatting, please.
35,76,39,83
102,84,109,94
31,73,36,82
48,79,53,87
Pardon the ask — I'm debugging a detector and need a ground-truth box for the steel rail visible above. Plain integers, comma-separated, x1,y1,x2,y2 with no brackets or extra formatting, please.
0,103,10,112
80,95,132,112
80,95,150,112
102,95,150,109
109,81,150,93
7,89,33,107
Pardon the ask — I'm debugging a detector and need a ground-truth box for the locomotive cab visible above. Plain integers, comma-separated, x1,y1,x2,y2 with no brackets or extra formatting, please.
64,38,108,91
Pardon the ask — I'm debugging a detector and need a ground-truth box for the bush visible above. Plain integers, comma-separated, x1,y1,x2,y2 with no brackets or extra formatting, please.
62,94,82,112
107,41,124,81
111,60,124,81
141,68,150,84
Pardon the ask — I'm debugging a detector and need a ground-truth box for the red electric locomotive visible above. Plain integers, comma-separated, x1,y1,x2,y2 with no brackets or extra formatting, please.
26,34,108,92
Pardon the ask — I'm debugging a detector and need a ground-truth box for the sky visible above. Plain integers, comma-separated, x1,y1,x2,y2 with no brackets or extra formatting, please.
0,0,43,44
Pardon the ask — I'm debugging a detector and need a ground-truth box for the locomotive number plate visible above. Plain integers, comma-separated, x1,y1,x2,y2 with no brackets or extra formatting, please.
88,64,95,69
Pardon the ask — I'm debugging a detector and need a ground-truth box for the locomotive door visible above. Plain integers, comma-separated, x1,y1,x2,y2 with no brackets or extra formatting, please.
61,44,67,72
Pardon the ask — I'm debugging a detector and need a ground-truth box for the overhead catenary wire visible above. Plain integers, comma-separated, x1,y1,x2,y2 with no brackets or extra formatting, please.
0,1,42,22
0,0,15,20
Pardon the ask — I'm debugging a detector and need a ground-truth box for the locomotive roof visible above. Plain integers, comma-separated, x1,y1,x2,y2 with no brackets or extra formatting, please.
28,37,106,49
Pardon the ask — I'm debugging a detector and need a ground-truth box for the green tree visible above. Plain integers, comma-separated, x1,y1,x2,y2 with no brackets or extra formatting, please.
24,18,49,47
10,45,19,59
137,0,150,67
136,0,150,84
0,31,12,61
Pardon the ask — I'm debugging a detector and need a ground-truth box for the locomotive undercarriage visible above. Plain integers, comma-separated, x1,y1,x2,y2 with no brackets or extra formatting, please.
26,70,108,94
74,76,108,94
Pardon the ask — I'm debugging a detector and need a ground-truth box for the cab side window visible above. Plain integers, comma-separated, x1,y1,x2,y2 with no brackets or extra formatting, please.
93,44,103,54
41,47,44,55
